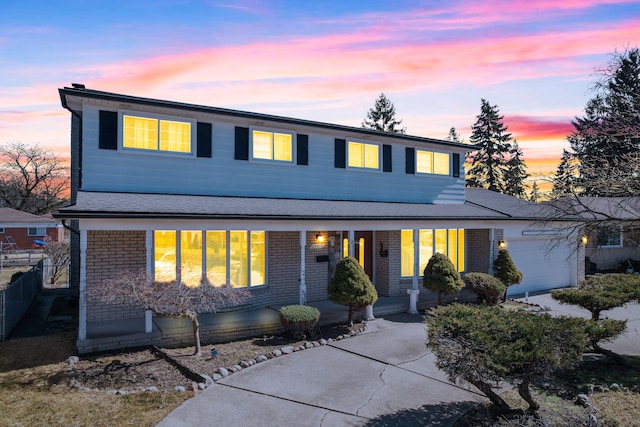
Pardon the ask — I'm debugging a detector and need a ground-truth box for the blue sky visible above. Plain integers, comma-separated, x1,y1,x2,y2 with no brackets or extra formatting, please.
1,0,639,189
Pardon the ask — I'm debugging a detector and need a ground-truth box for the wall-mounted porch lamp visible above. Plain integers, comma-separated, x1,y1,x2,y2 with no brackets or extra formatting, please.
315,233,326,243
498,240,507,249
581,235,589,246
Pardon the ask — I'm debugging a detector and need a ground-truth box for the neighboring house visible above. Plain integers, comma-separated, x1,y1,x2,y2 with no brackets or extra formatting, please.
0,208,61,251
55,85,583,353
550,197,640,273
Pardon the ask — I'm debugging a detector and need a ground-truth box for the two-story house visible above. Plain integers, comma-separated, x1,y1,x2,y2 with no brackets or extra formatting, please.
56,85,583,353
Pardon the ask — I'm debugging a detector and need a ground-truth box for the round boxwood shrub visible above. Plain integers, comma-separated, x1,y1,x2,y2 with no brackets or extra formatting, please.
279,305,321,339
463,272,506,305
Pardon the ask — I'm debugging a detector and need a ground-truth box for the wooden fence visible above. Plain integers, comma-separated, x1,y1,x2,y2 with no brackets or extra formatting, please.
0,260,45,341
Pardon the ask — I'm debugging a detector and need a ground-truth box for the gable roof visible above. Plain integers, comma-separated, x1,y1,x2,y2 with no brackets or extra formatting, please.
0,208,59,226
59,86,474,152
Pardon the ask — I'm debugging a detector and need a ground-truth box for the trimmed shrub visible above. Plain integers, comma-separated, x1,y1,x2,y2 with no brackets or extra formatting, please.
463,272,506,305
551,273,640,320
328,257,378,323
279,305,321,339
423,253,464,306
426,304,587,413
493,249,522,301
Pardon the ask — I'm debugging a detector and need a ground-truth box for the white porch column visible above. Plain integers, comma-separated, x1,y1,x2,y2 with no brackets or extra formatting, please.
408,228,420,314
300,231,307,305
145,231,154,333
78,230,87,340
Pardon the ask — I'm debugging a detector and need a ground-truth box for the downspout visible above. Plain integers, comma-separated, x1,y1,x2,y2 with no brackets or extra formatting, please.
62,219,80,236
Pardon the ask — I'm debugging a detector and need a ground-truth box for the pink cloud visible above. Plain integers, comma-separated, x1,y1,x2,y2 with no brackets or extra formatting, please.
505,116,575,141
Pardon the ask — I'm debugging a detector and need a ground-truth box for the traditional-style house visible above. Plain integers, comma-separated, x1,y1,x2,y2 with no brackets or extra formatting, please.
55,85,583,353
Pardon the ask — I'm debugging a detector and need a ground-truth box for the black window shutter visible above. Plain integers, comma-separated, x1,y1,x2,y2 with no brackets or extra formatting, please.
297,134,308,165
382,144,392,172
405,147,415,174
452,153,460,177
334,139,346,168
99,110,118,150
196,122,212,158
234,127,249,160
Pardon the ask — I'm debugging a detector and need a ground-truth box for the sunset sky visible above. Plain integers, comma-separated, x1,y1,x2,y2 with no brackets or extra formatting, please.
1,0,639,192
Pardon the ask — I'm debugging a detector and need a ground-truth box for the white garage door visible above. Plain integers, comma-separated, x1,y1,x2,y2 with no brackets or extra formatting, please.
505,238,576,296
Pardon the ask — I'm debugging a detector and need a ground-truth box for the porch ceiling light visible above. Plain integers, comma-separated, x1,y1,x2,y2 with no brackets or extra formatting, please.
316,233,326,243
498,240,506,249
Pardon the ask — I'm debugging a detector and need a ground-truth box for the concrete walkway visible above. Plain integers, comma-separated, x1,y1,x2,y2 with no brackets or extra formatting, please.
158,293,640,427
158,313,484,427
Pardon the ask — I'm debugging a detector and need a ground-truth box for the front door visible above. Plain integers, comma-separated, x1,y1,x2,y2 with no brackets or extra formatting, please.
353,231,373,280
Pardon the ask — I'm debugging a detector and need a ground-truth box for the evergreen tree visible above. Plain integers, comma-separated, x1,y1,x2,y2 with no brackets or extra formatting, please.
502,141,528,198
423,253,465,306
466,99,513,192
328,257,378,322
566,48,640,196
447,127,463,143
362,93,406,134
493,249,523,302
551,149,577,198
529,181,541,202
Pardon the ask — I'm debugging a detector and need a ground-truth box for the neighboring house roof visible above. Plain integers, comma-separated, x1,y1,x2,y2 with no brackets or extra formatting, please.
59,86,475,152
545,197,640,222
55,190,574,222
0,208,59,226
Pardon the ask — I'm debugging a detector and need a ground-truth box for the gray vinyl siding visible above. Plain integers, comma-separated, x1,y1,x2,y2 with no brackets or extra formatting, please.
80,105,465,204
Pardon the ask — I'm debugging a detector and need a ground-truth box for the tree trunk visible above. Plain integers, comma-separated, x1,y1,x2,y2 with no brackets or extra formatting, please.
348,304,353,323
518,380,539,413
592,343,628,366
191,316,202,356
467,378,511,413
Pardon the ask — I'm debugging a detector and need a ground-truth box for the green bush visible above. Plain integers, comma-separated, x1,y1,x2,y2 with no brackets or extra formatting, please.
493,249,522,301
279,305,321,339
423,253,464,306
328,257,378,323
463,272,506,305
551,273,640,320
426,304,587,413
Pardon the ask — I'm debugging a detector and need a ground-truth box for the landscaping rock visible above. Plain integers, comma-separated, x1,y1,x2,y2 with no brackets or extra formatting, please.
255,355,268,363
175,386,186,392
213,373,222,381
319,339,328,346
281,346,294,354
240,360,250,368
610,383,620,391
304,342,314,349
146,386,158,392
198,383,206,390
67,356,80,365
201,374,214,387
575,394,589,406
217,367,229,377
232,364,242,372
272,349,282,357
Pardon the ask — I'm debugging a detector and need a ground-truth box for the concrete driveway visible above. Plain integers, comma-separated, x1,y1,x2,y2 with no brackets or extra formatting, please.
157,313,484,427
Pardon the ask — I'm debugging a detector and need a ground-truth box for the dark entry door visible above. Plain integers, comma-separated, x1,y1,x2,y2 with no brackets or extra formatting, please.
354,231,373,280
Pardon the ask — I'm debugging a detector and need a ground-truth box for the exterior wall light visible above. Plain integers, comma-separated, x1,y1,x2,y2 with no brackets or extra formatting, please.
581,235,588,246
315,233,326,243
498,240,506,249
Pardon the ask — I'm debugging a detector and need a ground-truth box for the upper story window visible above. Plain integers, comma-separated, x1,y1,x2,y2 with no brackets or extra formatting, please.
123,115,192,154
252,130,293,162
416,150,449,175
348,141,379,169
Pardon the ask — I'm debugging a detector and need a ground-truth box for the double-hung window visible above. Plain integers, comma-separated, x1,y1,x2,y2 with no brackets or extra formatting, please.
348,141,379,169
153,229,265,288
28,227,46,236
416,150,449,175
252,129,293,162
401,228,465,275
123,114,192,154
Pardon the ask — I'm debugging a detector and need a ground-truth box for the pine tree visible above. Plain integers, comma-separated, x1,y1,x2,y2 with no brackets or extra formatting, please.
362,93,406,134
466,99,513,192
447,127,463,143
529,181,541,202
423,253,465,306
502,141,528,198
566,48,640,196
551,149,577,199
493,249,523,302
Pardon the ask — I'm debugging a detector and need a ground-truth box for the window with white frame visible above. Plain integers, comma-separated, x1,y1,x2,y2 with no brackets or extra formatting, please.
401,228,465,276
28,227,46,236
348,141,379,169
122,114,192,154
153,229,265,288
252,129,293,162
416,150,450,175
597,226,622,247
